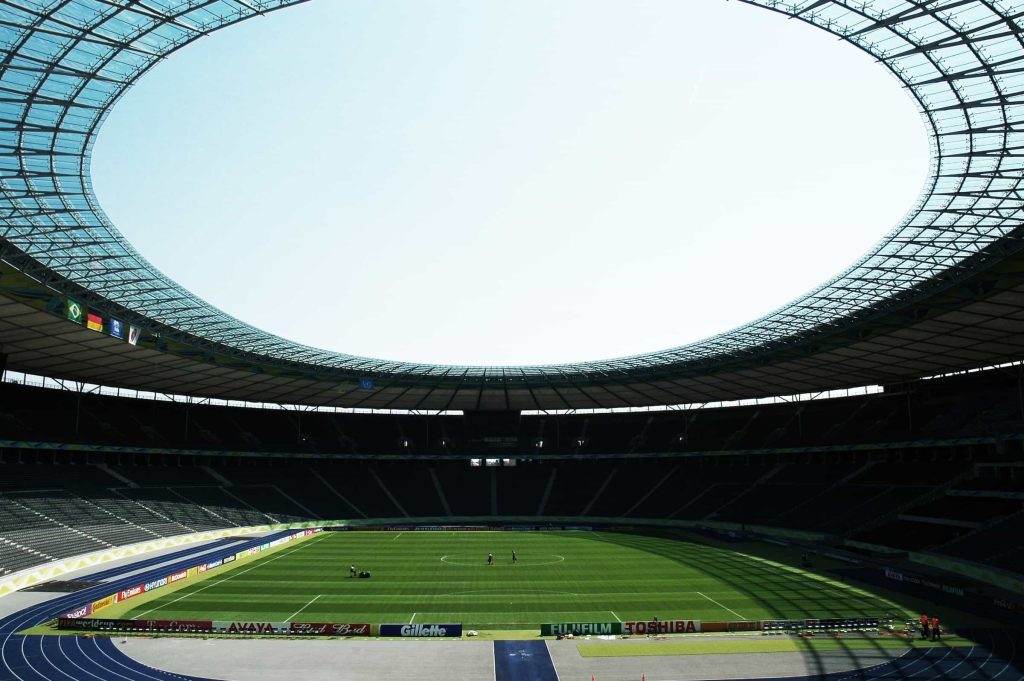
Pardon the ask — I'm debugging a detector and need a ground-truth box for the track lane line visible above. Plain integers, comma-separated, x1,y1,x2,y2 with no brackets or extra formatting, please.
88,636,168,681
0,531,298,681
38,636,77,681
57,636,111,681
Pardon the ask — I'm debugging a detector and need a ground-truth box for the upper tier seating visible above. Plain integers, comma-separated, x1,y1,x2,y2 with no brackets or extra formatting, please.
4,366,1024,456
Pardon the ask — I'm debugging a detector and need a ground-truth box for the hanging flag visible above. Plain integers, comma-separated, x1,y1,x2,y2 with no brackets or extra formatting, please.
86,311,103,332
359,377,375,390
127,325,141,346
66,298,84,324
109,318,125,340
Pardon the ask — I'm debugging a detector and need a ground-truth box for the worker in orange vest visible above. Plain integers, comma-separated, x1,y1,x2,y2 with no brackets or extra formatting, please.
930,615,940,641
919,613,929,639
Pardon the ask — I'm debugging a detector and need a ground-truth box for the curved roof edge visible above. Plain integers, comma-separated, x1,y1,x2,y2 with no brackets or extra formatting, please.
1,0,1023,404
4,235,1024,409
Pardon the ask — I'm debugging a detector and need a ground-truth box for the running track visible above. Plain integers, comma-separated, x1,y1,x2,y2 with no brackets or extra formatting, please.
0,535,1021,680
1,531,294,681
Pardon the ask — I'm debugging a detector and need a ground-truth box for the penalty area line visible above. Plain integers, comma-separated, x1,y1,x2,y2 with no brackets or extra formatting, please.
409,612,416,624
610,611,622,623
696,591,746,620
286,594,321,622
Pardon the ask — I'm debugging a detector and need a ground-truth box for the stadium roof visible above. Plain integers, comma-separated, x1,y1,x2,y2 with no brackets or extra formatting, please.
2,0,1024,410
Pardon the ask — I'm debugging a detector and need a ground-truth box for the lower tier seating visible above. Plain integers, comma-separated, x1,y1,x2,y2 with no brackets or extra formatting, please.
0,454,1018,580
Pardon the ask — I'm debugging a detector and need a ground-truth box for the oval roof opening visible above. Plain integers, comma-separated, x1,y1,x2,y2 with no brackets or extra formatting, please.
93,0,929,367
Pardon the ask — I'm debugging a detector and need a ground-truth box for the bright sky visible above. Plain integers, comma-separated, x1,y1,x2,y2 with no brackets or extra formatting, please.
92,0,929,367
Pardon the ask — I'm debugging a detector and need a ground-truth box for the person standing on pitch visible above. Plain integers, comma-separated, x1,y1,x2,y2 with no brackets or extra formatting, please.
512,550,517,564
919,613,929,640
487,552,493,565
350,564,357,578
930,615,940,641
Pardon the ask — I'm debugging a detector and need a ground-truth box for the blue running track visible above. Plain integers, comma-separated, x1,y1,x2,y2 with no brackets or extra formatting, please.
80,537,248,582
1,530,295,680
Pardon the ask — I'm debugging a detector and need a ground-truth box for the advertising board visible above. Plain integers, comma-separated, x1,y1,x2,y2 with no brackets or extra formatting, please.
90,594,117,613
289,622,371,636
60,603,92,619
379,623,462,637
213,621,287,634
118,584,144,602
540,622,622,636
57,618,213,633
622,620,700,635
143,576,168,592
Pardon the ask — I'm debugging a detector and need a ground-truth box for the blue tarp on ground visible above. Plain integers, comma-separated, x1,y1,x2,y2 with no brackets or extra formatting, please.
494,640,559,681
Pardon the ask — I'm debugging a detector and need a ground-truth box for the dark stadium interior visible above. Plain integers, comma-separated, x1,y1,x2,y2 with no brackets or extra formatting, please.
1,366,1021,581
4,366,1024,456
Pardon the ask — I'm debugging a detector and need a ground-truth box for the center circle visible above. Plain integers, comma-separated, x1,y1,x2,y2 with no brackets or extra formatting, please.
439,554,565,567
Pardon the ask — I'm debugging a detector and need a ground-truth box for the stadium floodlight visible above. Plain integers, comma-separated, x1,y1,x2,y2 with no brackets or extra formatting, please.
670,433,688,452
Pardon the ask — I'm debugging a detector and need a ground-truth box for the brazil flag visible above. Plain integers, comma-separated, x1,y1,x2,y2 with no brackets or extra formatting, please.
66,298,84,324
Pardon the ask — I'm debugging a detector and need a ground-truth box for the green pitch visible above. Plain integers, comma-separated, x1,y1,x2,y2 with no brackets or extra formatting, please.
117,531,908,629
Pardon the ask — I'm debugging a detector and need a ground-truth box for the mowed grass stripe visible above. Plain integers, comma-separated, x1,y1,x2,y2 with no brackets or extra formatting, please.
121,532,910,628
130,534,330,619
588,533,907,619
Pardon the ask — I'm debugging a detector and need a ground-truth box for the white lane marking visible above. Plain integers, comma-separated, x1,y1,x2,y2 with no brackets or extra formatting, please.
440,554,565,566
397,610,615,616
439,589,579,597
133,534,327,619
696,591,746,620
286,594,321,622
991,629,1015,679
50,637,99,681
409,612,417,623
610,611,622,622
393,532,403,540
83,636,164,681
